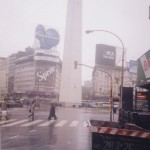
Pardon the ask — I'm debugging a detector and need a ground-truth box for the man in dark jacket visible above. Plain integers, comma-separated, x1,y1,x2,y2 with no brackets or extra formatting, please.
48,103,57,120
28,100,36,121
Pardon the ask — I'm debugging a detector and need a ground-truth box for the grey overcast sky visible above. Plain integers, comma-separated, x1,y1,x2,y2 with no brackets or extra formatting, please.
0,0,150,81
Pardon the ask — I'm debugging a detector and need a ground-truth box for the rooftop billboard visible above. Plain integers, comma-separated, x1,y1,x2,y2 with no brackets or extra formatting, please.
95,44,116,67
34,24,60,63
35,24,60,50
137,50,150,86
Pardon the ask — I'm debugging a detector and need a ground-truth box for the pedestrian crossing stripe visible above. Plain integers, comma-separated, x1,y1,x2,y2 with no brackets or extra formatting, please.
38,120,55,126
2,119,28,127
29,130,36,133
69,120,79,127
0,119,17,125
0,119,89,127
55,120,67,127
21,120,43,126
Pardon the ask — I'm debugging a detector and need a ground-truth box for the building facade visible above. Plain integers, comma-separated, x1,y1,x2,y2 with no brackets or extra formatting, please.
82,80,93,100
92,44,137,102
0,57,8,99
8,47,62,100
92,63,137,101
8,53,16,95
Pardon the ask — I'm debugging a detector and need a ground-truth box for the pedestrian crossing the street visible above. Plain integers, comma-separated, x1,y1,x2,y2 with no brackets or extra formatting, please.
0,119,89,128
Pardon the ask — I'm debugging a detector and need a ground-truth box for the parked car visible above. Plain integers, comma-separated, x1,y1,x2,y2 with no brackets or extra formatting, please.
7,101,15,108
13,100,23,107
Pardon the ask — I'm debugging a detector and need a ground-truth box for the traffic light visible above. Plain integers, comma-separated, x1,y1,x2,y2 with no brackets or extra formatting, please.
74,61,78,69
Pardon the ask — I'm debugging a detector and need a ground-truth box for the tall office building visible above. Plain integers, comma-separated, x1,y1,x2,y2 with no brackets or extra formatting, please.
59,0,82,106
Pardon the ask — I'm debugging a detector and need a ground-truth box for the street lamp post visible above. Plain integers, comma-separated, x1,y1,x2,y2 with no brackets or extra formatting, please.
86,30,125,109
74,61,113,122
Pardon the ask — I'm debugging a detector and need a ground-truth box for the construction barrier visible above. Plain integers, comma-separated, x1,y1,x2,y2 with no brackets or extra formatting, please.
89,119,150,150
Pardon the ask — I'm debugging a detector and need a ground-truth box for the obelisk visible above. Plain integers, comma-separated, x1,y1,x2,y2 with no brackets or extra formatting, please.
59,0,82,107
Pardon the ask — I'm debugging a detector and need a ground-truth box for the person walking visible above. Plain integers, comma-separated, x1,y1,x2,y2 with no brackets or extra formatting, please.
1,99,8,120
48,103,57,120
26,99,30,109
28,100,36,121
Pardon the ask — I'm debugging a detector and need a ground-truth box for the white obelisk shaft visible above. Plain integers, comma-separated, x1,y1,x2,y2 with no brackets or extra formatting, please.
59,0,82,106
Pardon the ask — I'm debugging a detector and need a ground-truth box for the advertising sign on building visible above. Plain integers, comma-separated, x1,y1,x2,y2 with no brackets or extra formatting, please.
136,91,148,100
129,60,137,74
34,24,60,63
34,53,59,63
35,24,60,50
95,44,116,67
35,61,56,87
137,50,150,86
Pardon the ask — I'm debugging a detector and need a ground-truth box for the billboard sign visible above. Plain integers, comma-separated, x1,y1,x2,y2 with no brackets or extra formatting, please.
95,44,116,67
129,60,137,74
34,54,59,63
136,91,148,100
35,24,60,50
34,25,60,63
137,50,150,86
35,61,56,87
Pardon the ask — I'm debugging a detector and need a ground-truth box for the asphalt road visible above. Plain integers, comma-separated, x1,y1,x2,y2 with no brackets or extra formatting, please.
0,107,118,150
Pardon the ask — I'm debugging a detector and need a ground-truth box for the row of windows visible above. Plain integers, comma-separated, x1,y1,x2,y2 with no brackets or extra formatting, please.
96,71,121,77
15,69,34,73
15,64,34,70
15,75,34,79
14,79,34,83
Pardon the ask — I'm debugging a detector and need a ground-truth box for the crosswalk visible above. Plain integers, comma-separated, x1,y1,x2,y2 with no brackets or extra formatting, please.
0,119,89,128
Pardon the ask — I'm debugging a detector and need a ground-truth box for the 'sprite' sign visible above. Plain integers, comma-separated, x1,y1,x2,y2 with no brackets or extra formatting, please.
95,44,116,67
35,61,56,87
37,66,55,81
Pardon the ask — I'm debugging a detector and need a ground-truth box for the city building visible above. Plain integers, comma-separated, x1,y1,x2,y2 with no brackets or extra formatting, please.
92,44,137,102
8,47,62,100
82,80,93,100
0,57,8,99
8,53,16,95
13,48,35,97
92,65,133,101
